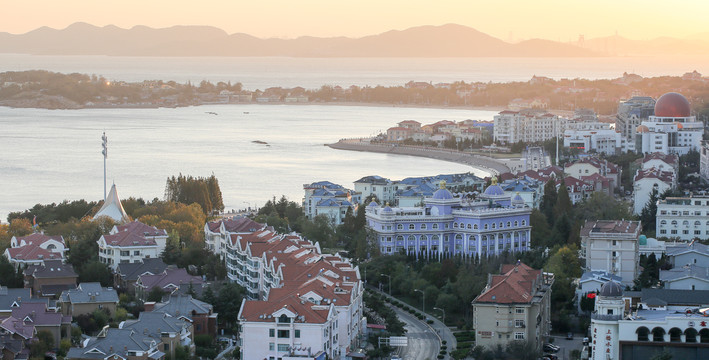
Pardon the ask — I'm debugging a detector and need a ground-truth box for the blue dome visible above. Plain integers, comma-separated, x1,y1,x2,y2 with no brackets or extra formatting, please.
512,194,524,204
483,184,505,196
368,201,379,207
432,188,454,200
382,205,393,213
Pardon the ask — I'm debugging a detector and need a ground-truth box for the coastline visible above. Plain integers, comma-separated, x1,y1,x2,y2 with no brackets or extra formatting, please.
327,139,512,176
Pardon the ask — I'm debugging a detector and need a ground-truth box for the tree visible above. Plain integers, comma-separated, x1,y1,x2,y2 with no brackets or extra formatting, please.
541,179,558,225
30,330,54,359
553,181,573,220
0,256,23,287
147,287,165,302
640,188,659,232
530,209,552,248
576,192,633,222
78,260,113,286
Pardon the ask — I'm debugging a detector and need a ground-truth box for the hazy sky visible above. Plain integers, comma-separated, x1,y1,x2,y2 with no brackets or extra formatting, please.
3,0,707,41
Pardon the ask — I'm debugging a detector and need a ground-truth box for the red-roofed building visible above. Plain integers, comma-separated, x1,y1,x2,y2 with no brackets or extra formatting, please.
386,126,412,142
632,167,677,215
110,220,168,255
5,233,66,268
97,231,158,270
564,157,621,191
204,217,265,254
472,262,554,351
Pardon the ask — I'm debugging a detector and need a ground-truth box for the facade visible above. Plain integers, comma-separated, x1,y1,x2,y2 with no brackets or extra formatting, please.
366,181,532,260
563,125,624,155
657,196,709,241
580,220,641,286
110,221,169,256
203,217,265,255
472,262,554,351
353,176,396,205
635,92,704,156
5,233,66,268
97,231,159,270
114,258,169,294
494,109,566,144
23,259,78,298
590,285,709,360
615,96,655,152
564,157,620,191
701,141,709,183
633,168,676,215
59,283,119,317
303,181,359,226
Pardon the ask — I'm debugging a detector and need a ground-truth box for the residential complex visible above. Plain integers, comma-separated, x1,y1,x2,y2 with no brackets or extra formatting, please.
472,262,554,352
366,180,532,259
5,233,66,268
657,195,709,240
494,109,566,144
635,92,703,156
580,220,641,286
97,220,168,270
303,181,359,226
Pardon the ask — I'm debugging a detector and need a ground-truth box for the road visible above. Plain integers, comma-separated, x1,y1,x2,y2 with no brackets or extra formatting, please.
390,305,441,360
547,334,584,360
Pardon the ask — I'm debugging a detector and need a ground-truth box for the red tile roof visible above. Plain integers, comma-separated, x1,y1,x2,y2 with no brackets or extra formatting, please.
643,152,678,166
103,232,156,247
6,246,62,261
634,167,675,183
13,233,64,247
474,263,542,304
115,221,167,237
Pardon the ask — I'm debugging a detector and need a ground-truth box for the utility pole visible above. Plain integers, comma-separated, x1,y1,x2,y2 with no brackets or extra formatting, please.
102,132,108,200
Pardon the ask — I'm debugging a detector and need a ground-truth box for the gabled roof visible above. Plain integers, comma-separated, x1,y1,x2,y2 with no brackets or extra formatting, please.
93,184,131,223
102,231,156,248
666,242,709,257
207,217,264,233
0,286,43,312
137,268,203,293
10,302,68,327
117,258,169,282
60,283,119,304
12,233,64,247
114,221,167,237
66,328,158,359
121,311,188,338
660,265,709,282
643,152,678,166
636,288,709,306
473,262,543,304
6,245,62,262
634,167,675,183
24,259,78,279
152,294,213,321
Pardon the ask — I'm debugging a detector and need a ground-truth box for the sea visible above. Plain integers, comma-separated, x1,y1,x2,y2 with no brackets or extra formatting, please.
1,54,705,221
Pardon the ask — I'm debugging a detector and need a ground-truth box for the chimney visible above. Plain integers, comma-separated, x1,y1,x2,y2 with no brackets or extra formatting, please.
144,302,155,312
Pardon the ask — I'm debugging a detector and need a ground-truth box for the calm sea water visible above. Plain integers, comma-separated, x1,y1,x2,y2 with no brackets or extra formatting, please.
1,54,708,89
0,104,496,221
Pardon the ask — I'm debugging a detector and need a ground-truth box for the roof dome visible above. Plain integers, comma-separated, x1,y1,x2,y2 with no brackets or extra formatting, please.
382,203,393,213
484,184,505,196
654,92,691,118
368,201,379,208
512,193,525,206
599,280,623,298
432,180,454,200
635,125,649,133
638,234,647,246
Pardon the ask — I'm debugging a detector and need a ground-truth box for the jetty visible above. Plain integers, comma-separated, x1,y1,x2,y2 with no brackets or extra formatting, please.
327,139,510,175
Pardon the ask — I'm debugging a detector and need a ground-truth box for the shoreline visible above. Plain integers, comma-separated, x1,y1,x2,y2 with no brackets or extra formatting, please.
327,139,512,176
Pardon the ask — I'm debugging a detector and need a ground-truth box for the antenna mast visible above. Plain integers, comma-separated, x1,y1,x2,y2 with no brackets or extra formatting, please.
102,132,108,200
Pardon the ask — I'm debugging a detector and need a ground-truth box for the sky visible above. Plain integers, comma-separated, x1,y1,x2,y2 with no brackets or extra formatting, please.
2,0,708,41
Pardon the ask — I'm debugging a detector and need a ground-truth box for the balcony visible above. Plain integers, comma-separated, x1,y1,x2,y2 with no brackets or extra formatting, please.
590,313,623,321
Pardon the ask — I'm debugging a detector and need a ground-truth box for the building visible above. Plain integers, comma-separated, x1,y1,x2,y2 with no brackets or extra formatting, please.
633,167,676,215
500,178,544,209
23,260,78,298
660,264,709,290
657,195,709,240
353,176,396,205
110,221,169,257
700,141,709,183
92,184,131,223
97,230,159,270
2,302,71,349
580,220,641,286
204,217,265,255
120,312,193,358
494,109,567,144
4,233,66,268
616,96,655,152
66,327,165,360
589,283,709,360
0,287,46,317
640,152,678,177
576,270,623,311
563,128,624,155
114,258,169,294
366,180,532,260
146,294,218,337
564,157,621,191
135,267,204,301
666,242,709,268
635,92,704,156
472,262,554,352
59,283,119,317
303,181,359,226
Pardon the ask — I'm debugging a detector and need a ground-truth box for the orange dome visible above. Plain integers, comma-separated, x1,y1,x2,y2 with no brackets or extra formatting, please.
636,125,649,133
655,92,691,117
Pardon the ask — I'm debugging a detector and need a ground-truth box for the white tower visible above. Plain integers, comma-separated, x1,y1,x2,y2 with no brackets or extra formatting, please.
590,281,624,360
102,132,108,200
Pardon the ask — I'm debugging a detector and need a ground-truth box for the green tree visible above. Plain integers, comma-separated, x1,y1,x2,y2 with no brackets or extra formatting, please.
78,260,113,286
0,256,23,287
530,209,552,248
553,181,573,219
30,330,54,359
640,188,659,232
147,287,165,302
576,192,634,222
541,179,558,226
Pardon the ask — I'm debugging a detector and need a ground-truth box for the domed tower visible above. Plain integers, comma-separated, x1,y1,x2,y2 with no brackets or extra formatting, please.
590,280,624,360
479,177,510,207
654,92,691,118
426,180,457,216
511,192,525,208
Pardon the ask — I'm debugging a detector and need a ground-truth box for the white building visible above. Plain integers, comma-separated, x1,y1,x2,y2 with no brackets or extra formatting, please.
4,233,67,268
493,109,567,144
303,181,359,226
640,152,678,177
564,157,621,191
97,231,159,270
633,167,676,215
666,242,709,268
635,92,704,156
660,264,709,290
657,196,709,240
590,285,709,360
576,270,623,309
110,221,168,256
563,128,624,155
353,175,396,205
700,141,709,183
203,217,265,255
580,220,641,286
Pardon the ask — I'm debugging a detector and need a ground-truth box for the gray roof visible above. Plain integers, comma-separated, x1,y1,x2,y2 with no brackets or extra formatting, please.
117,258,168,282
638,288,709,306
579,270,623,284
66,328,158,359
60,283,119,305
25,259,78,279
666,242,709,257
121,312,188,339
152,294,213,321
0,286,46,312
660,265,709,282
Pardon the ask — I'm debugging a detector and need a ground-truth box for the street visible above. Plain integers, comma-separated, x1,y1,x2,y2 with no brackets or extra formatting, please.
547,334,584,360
390,306,441,360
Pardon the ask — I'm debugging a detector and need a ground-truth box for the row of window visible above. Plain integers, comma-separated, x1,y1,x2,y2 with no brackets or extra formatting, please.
384,232,529,243
390,220,527,231
659,220,709,227
269,329,301,338
659,229,707,236
384,242,528,254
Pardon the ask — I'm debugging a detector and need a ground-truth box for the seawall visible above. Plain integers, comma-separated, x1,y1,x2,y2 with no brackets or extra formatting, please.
327,139,510,176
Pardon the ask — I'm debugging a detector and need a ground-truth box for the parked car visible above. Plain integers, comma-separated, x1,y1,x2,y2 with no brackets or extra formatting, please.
566,332,574,340
583,337,589,345
543,343,560,353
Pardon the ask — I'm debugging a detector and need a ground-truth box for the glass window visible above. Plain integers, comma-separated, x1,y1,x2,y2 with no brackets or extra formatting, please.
295,330,301,338
397,224,403,230
409,224,415,230
277,330,290,338
421,223,427,230
269,329,275,337
269,343,274,351
277,344,289,351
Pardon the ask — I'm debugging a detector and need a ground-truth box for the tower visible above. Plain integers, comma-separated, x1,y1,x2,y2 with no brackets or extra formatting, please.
590,281,624,360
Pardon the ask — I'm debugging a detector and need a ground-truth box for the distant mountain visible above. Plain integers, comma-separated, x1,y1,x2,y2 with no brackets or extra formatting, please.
0,23,601,57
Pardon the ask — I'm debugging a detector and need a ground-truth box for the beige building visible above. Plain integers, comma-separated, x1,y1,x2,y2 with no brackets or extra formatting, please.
59,283,119,317
580,220,642,286
472,262,554,351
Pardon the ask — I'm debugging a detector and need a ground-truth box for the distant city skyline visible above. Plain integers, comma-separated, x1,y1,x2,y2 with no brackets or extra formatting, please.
3,0,708,42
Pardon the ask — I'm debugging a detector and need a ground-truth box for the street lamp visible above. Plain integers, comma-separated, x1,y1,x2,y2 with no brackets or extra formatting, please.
380,274,391,296
414,289,425,313
433,307,445,324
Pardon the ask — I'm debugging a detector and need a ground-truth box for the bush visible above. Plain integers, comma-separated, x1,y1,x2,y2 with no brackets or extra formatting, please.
427,319,434,324
438,355,445,359
442,340,447,345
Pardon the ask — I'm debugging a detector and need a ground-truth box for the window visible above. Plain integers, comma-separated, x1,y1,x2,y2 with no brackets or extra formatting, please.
467,224,472,229
120,251,129,256
421,223,427,230
397,224,403,230
277,344,289,351
277,330,290,338
295,330,301,338
269,343,275,351
474,224,479,230
134,250,140,256
514,332,525,340
484,224,489,230
269,329,275,337
515,320,525,328
454,223,459,228
278,314,290,323
521,220,526,226
432,224,439,230
514,221,518,227
409,224,415,230
507,222,511,227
